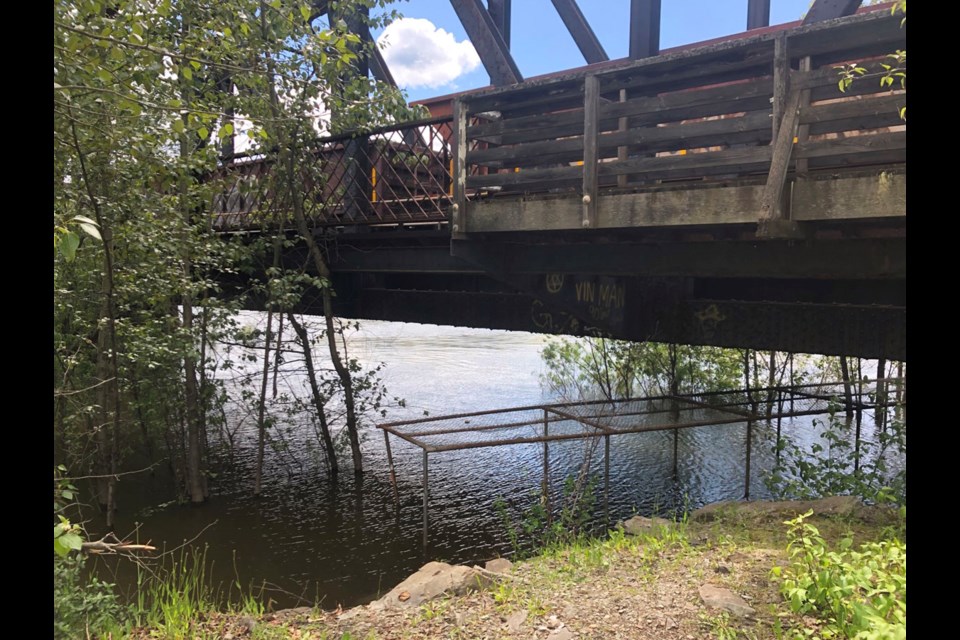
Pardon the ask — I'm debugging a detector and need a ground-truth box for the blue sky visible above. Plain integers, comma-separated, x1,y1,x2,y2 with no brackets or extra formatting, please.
370,0,814,102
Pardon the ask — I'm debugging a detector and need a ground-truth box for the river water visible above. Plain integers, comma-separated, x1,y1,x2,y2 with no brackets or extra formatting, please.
90,314,898,610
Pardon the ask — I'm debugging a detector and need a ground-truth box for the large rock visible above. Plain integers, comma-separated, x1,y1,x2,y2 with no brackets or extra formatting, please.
698,584,756,618
621,515,672,535
691,496,859,522
485,558,513,574
372,561,484,609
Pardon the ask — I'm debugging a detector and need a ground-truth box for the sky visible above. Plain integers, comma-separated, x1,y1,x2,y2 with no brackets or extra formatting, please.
368,0,815,103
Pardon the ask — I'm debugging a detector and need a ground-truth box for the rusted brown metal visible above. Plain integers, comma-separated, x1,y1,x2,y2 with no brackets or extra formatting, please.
381,380,902,544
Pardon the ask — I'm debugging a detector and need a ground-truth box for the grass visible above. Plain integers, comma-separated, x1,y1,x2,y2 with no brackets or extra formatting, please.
94,502,902,640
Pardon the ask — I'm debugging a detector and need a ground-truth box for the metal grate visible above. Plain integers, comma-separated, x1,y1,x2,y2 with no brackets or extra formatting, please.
210,117,455,231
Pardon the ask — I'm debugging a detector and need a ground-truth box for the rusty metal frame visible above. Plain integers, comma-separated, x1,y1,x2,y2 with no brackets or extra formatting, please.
379,379,902,544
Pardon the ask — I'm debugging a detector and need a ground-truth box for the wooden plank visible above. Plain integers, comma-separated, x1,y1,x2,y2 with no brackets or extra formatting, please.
467,77,773,145
806,112,904,136
468,111,772,167
469,143,774,189
452,99,468,237
795,56,813,174
772,33,789,141
758,88,802,227
606,53,774,98
800,93,906,125
617,89,628,188
583,75,600,228
467,163,581,188
599,76,774,121
599,145,773,179
796,131,906,160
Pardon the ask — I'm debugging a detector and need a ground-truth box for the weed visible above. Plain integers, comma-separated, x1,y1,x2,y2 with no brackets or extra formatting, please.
771,510,905,640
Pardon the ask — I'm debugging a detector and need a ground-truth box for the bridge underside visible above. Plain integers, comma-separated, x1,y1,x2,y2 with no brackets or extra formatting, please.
231,215,905,361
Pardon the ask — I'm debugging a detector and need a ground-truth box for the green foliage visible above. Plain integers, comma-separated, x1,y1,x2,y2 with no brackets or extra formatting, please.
765,406,906,506
54,466,84,557
495,474,599,557
54,554,126,640
771,511,905,639
541,338,743,401
837,1,906,120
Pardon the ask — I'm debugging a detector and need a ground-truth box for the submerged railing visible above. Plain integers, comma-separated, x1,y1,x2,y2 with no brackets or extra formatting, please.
380,378,905,545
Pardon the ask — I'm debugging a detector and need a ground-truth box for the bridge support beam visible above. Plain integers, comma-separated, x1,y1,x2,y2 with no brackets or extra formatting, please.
449,0,522,85
747,0,771,30
629,0,661,59
803,0,863,25
551,0,608,64
487,0,511,48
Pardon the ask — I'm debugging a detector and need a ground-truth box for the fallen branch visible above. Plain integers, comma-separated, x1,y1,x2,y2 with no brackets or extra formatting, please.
82,533,156,555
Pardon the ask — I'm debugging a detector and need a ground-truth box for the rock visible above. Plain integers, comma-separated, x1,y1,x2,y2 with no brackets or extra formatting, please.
485,557,513,574
239,615,257,632
373,561,483,609
338,606,363,621
505,610,527,632
621,515,672,535
546,614,561,629
691,496,860,522
698,584,756,618
550,627,574,640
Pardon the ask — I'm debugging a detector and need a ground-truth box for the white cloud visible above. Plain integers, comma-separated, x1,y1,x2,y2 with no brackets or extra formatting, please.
377,17,482,89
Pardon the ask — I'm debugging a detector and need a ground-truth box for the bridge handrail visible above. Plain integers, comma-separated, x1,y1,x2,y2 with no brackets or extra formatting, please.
210,116,456,230
451,8,906,237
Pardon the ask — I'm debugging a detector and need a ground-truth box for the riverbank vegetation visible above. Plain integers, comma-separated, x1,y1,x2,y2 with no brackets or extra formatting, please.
64,501,902,639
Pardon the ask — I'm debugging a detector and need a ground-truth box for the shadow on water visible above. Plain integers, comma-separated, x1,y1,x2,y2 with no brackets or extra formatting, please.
84,318,899,609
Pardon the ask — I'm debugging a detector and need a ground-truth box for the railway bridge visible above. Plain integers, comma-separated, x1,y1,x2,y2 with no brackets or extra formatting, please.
214,1,906,360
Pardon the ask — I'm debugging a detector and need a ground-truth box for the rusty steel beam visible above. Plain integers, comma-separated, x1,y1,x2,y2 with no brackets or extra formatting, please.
449,0,522,85
550,0,608,64
629,0,661,59
359,23,397,86
803,0,863,25
747,0,771,29
487,0,511,48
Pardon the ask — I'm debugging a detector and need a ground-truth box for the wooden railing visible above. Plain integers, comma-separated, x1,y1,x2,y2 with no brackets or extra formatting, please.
452,8,905,236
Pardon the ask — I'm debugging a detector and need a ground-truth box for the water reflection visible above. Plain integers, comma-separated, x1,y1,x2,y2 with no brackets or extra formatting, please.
90,316,900,609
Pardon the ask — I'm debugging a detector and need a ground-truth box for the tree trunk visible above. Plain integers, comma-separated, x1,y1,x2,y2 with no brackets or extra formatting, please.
840,355,854,417
272,313,283,399
287,313,339,475
876,357,887,431
68,112,119,528
766,351,776,415
254,309,275,496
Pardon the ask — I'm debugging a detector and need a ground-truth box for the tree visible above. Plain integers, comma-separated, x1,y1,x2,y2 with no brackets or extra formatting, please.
54,0,418,514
